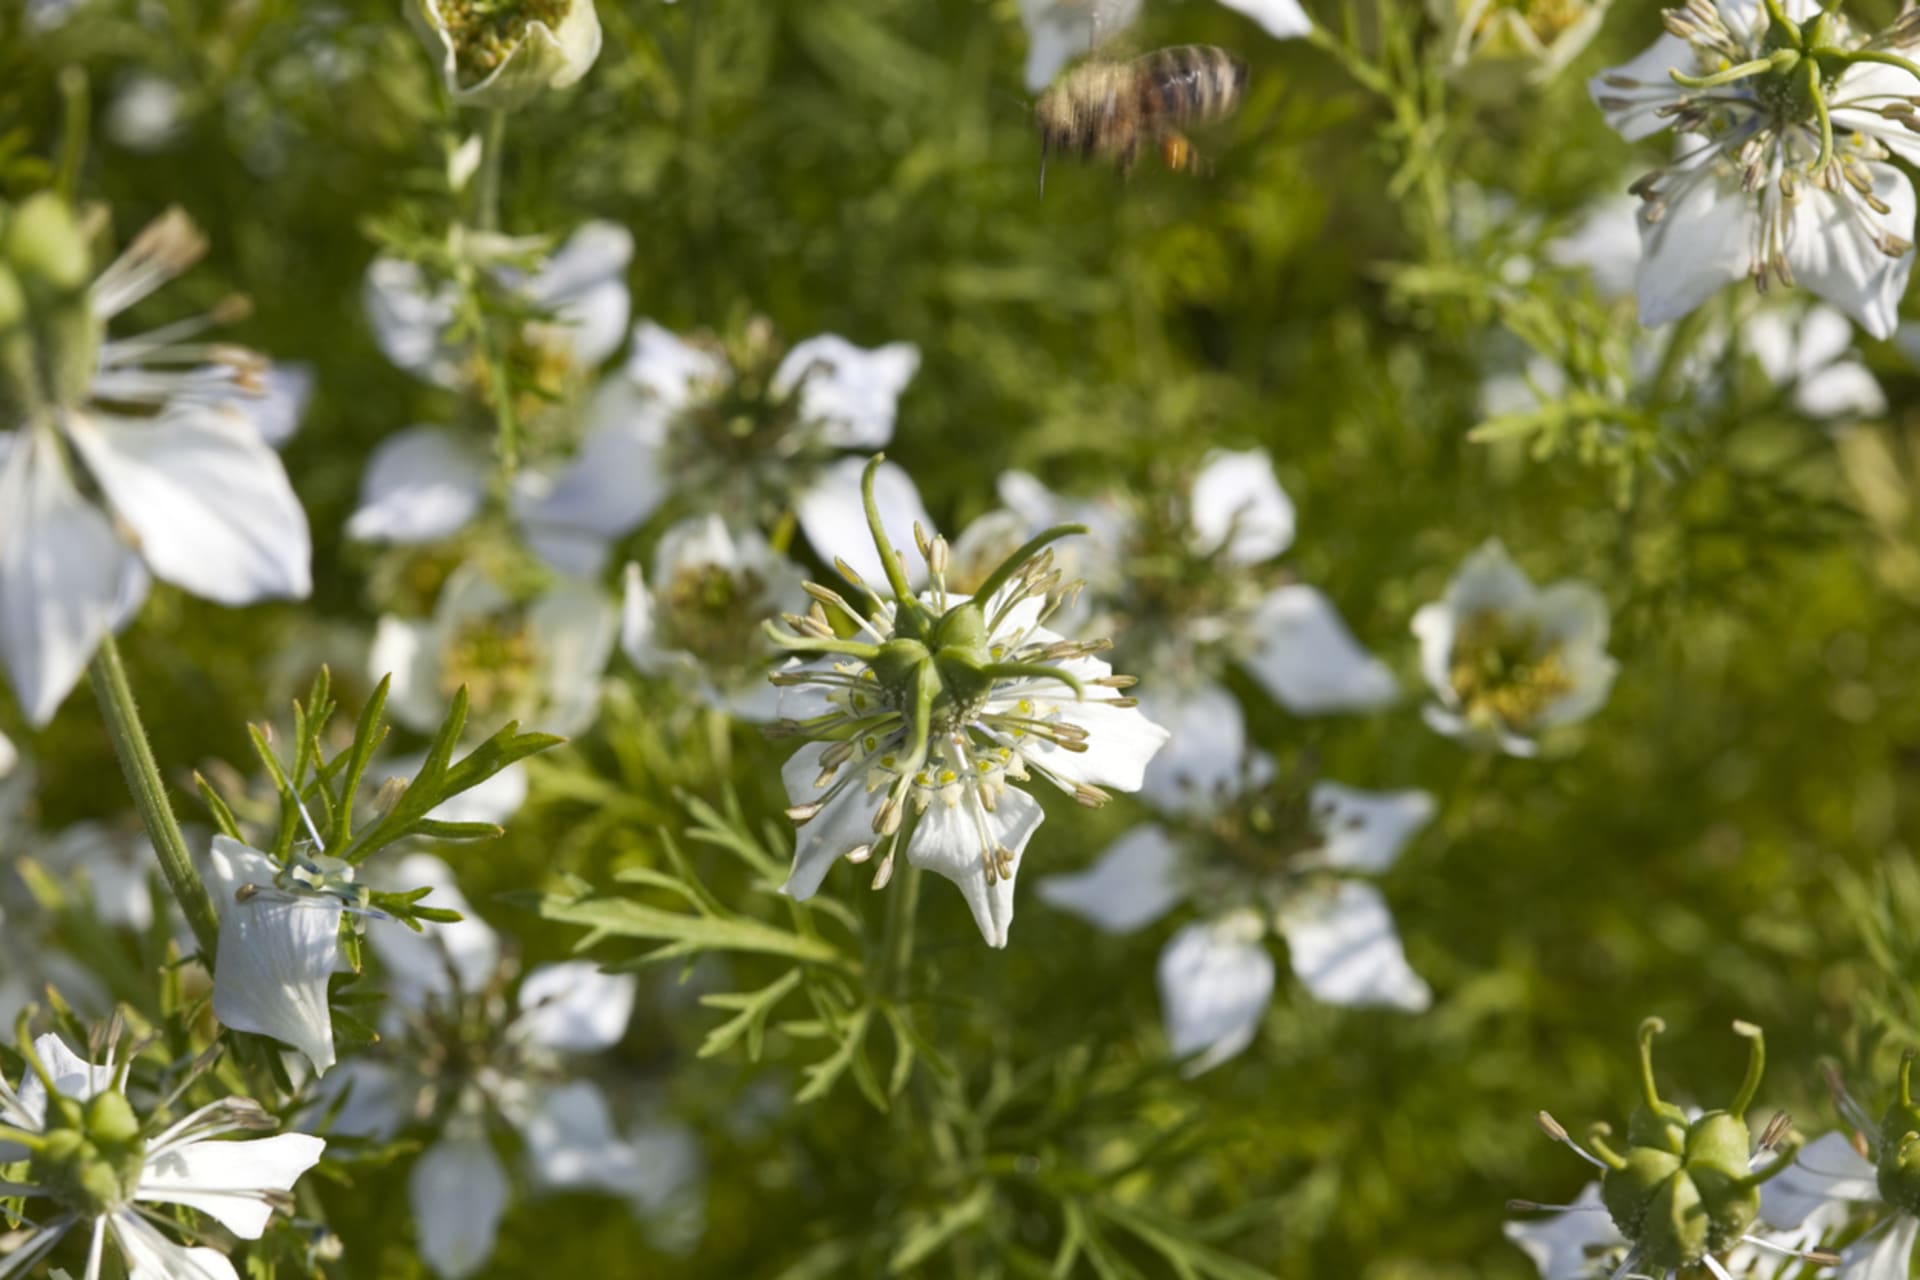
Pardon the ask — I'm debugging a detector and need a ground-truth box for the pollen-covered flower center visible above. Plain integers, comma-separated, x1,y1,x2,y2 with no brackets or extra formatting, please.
462,326,582,438
662,564,770,673
661,335,831,528
1111,520,1269,679
1449,609,1573,729
1470,0,1591,45
437,0,572,77
1184,783,1332,908
439,611,540,719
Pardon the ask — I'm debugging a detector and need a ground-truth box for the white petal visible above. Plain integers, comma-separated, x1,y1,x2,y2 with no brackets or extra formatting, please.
796,456,932,589
525,222,633,368
308,1058,409,1141
1028,695,1170,794
1242,584,1398,714
1761,1131,1880,1227
654,511,742,576
1413,538,1523,704
368,615,444,734
346,426,489,544
1156,917,1274,1073
1018,0,1142,89
1214,0,1311,38
1134,682,1247,812
1278,880,1431,1011
1527,582,1618,731
1588,36,1694,141
206,837,341,1075
67,408,311,604
1635,160,1756,328
619,560,664,668
625,319,725,408
1311,783,1435,873
1035,824,1182,933
0,429,133,726
907,787,1045,948
1833,60,1920,166
515,377,671,551
772,335,919,449
512,961,636,1053
1797,359,1886,419
242,363,314,448
528,579,617,736
781,743,885,900
138,1132,324,1239
1502,1183,1625,1280
109,1211,240,1280
410,1133,510,1280
1845,1214,1920,1280
1188,449,1294,563
17,1033,110,1126
368,854,502,1009
1546,196,1642,300
364,255,460,386
1785,163,1916,341
515,1080,648,1196
36,822,154,929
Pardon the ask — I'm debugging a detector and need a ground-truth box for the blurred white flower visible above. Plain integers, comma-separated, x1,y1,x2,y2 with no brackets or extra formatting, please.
409,0,602,110
1433,0,1609,93
32,821,156,929
312,854,700,1279
1743,303,1887,419
1588,0,1919,336
0,203,311,726
1017,0,1308,91
776,461,1168,948
0,1029,324,1280
370,559,617,738
1412,540,1617,756
620,514,807,720
1038,775,1435,1071
105,73,186,152
974,451,1395,810
1758,1115,1919,1280
517,320,929,580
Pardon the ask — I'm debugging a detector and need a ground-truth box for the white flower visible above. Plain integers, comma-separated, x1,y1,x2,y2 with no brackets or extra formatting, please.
32,821,156,929
409,0,602,110
1588,0,1920,336
1412,539,1617,755
1744,302,1887,418
314,854,697,1279
516,319,929,580
1503,1182,1629,1278
370,559,617,738
0,1030,324,1280
619,514,807,720
971,452,1395,810
1017,0,1308,91
774,460,1169,948
0,205,311,726
1038,775,1435,1071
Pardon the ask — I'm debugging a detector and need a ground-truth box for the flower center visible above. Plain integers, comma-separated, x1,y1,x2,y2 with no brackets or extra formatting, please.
34,1090,147,1218
661,563,771,675
1448,608,1573,730
439,611,540,720
436,0,572,77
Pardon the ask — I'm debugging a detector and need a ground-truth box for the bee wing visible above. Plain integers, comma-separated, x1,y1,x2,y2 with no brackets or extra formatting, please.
1022,0,1143,89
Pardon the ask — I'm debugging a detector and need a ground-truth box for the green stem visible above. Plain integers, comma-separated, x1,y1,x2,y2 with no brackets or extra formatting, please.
880,862,922,999
475,107,507,233
54,67,89,203
1838,48,1920,80
969,523,1087,609
89,635,221,964
1761,0,1800,42
1808,57,1835,176
860,454,917,603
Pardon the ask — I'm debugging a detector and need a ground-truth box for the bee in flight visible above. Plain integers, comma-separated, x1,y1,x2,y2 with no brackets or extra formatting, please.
1033,44,1248,194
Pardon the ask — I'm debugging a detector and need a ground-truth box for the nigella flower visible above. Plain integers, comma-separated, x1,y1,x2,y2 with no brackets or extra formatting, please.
409,0,602,110
350,221,633,545
513,318,930,582
1757,1055,1920,1279
1017,0,1309,91
0,1023,324,1280
1433,0,1611,93
1589,0,1920,336
1412,540,1618,756
974,452,1395,809
1505,1179,1848,1278
314,855,702,1279
1516,1019,1836,1280
0,196,311,726
771,456,1169,949
1744,301,1888,418
370,558,618,740
1038,765,1435,1072
620,514,807,721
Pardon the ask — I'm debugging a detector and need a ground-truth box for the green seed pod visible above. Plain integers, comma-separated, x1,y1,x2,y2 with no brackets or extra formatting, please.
1876,1050,1920,1215
32,1088,147,1216
1594,1019,1792,1272
0,191,101,407
3,192,91,294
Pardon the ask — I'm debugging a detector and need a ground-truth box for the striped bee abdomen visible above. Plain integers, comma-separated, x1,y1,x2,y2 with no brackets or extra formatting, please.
1132,46,1247,127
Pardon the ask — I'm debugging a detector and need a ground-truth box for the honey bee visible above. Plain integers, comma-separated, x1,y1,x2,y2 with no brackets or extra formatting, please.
1034,44,1248,193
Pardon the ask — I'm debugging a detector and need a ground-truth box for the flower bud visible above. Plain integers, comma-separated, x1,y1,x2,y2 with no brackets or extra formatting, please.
410,0,603,111
0,191,101,409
